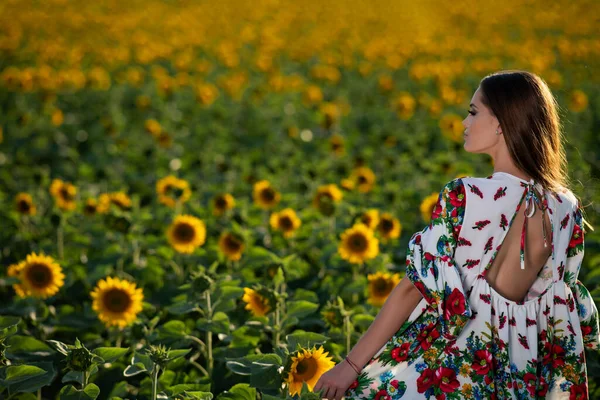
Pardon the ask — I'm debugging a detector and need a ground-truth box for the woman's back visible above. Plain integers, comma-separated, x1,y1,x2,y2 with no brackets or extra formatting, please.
344,173,599,399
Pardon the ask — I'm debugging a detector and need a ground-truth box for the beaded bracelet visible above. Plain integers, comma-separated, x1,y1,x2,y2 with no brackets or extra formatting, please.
345,356,361,375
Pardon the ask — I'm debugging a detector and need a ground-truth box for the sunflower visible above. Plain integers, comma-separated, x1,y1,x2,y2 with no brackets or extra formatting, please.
156,131,172,148
253,180,280,210
96,193,112,214
377,213,402,241
212,193,236,216
90,276,144,329
302,85,323,105
15,193,36,216
367,272,402,307
156,175,192,208
285,346,335,397
144,119,162,137
349,167,376,193
320,102,339,130
329,134,345,155
7,252,65,299
242,287,272,317
338,223,379,264
568,89,588,113
313,184,343,215
109,192,132,211
340,178,355,191
359,209,379,230
218,231,245,261
420,192,440,223
392,92,416,120
83,198,98,216
270,208,302,238
49,178,77,211
439,113,464,143
167,215,207,254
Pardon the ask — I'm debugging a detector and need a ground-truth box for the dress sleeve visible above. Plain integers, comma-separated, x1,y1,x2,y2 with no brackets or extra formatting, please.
564,203,600,351
404,178,471,341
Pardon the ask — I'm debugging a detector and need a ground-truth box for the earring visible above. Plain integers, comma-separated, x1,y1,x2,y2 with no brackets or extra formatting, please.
496,129,500,135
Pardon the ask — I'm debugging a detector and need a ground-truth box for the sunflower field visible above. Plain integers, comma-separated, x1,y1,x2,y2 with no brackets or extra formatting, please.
0,0,599,398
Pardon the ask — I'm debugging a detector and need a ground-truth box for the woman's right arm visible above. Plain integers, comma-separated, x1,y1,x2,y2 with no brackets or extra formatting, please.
346,276,423,369
313,278,423,399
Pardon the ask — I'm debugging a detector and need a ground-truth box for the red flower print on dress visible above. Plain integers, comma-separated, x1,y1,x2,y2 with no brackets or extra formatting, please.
493,186,507,200
499,312,507,329
560,212,570,230
569,383,587,400
435,366,460,393
463,259,480,269
518,333,530,349
471,349,493,375
499,213,508,230
348,379,359,390
484,237,494,254
390,342,411,362
374,389,390,400
416,368,437,393
567,223,584,249
467,183,484,199
444,288,467,319
525,318,536,327
417,322,441,351
458,237,472,246
448,184,465,208
479,293,491,304
543,342,566,368
472,220,491,230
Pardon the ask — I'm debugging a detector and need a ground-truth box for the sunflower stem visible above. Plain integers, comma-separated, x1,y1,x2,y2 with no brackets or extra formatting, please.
37,389,41,400
205,291,213,377
83,369,89,388
263,211,271,248
329,215,336,237
344,315,351,355
132,239,140,266
151,365,160,400
274,292,281,350
57,218,64,260
351,263,360,304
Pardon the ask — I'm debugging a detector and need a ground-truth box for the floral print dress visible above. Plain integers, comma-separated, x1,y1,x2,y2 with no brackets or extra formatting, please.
344,171,599,399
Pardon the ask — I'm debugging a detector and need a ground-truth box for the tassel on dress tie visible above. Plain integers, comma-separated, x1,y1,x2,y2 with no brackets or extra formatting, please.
520,179,548,270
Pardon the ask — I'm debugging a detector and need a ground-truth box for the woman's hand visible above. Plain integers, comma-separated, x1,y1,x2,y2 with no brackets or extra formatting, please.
313,360,359,399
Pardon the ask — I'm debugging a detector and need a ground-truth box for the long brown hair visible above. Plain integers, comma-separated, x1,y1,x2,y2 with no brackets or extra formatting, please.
479,70,594,232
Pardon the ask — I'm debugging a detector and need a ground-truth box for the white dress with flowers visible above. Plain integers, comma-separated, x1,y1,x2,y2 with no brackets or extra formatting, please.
344,172,600,399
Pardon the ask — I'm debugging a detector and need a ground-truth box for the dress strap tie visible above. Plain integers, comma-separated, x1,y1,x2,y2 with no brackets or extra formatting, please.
519,179,548,270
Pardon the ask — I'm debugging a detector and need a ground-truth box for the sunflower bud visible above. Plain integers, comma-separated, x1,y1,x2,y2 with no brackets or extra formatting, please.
66,344,94,371
191,272,213,293
320,300,345,329
145,343,171,369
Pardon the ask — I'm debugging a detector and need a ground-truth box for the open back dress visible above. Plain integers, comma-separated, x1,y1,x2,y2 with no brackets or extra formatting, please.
344,171,599,399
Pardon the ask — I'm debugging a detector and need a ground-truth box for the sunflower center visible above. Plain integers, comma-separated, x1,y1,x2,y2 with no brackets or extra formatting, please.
294,357,318,382
279,216,294,231
260,188,276,202
373,278,392,295
357,175,368,184
225,235,243,252
215,196,228,208
349,233,368,252
25,263,52,288
85,203,97,214
167,185,184,199
18,200,31,212
103,288,132,313
361,215,372,225
174,223,196,243
381,218,394,233
60,187,74,201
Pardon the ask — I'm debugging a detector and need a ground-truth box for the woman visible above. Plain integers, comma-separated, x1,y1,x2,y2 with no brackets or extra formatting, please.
314,70,599,399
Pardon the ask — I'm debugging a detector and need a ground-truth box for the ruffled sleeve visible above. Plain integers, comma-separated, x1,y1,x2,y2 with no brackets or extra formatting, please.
405,178,471,341
564,202,600,351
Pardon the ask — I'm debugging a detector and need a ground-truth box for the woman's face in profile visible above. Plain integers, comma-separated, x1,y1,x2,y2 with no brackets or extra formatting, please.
462,86,502,155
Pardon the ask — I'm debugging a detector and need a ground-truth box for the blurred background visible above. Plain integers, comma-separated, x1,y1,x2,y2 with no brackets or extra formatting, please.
0,0,598,398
